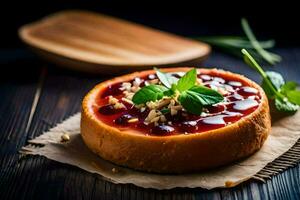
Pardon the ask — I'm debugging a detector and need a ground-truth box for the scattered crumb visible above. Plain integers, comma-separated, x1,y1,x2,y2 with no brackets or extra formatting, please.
225,181,235,187
111,168,118,173
61,133,70,142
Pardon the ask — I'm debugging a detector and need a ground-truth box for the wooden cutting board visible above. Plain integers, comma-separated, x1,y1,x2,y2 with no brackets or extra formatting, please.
19,10,211,74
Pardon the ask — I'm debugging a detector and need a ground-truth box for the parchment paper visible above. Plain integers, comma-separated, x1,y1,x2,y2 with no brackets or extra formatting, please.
21,111,300,189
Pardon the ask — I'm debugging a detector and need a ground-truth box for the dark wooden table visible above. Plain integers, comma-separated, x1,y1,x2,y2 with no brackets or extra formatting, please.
1,48,300,200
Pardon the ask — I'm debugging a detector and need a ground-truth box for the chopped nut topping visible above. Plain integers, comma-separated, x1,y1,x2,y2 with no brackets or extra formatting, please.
200,112,209,117
149,79,159,84
150,116,160,123
135,104,145,109
169,99,176,107
121,97,133,105
169,105,182,116
171,105,182,110
113,103,125,109
92,103,100,109
196,78,203,85
156,98,171,109
123,91,134,100
160,115,167,122
144,109,168,124
131,86,141,93
146,101,156,109
133,77,142,87
108,96,119,105
116,71,220,126
120,82,132,91
218,87,228,95
144,81,150,86
108,95,125,109
174,72,186,77
128,118,139,123
146,110,158,121
170,108,178,116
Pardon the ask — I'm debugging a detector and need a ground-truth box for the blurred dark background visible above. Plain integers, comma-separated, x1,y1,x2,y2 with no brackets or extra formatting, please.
2,2,300,200
1,0,300,49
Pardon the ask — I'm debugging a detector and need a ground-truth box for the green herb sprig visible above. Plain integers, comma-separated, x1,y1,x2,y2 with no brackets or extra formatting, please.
132,68,224,115
242,49,300,113
195,18,281,65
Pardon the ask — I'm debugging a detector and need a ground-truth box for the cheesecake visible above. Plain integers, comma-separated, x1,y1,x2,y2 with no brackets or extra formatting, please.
81,68,271,173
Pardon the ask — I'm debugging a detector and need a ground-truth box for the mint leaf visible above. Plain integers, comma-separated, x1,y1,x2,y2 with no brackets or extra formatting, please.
275,98,299,113
265,71,285,90
163,89,175,97
155,68,178,88
280,81,300,105
132,85,168,104
176,68,197,92
281,81,297,92
286,90,300,105
262,71,285,98
178,91,203,115
178,85,224,115
189,85,224,105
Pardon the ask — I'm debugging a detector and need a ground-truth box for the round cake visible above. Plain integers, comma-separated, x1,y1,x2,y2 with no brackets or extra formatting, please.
81,67,271,173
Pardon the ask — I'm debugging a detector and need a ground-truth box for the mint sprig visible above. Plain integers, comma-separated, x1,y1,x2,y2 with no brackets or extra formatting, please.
195,18,281,65
242,49,300,113
241,18,281,65
132,68,224,115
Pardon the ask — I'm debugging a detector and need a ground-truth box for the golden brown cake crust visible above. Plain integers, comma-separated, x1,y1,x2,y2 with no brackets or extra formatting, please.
81,68,271,173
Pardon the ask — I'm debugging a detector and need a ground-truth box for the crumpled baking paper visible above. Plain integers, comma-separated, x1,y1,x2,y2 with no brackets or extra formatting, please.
21,111,300,189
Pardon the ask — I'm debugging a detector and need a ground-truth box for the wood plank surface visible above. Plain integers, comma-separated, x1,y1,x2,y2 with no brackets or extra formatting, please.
19,10,210,73
0,48,300,200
